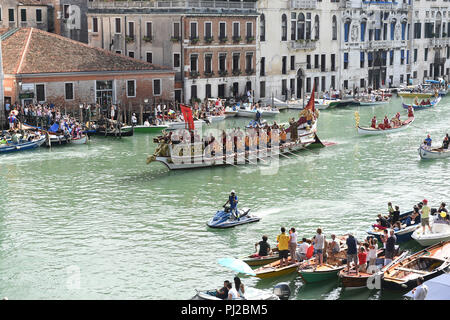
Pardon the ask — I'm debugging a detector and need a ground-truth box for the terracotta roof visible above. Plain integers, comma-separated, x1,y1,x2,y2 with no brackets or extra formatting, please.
1,28,173,75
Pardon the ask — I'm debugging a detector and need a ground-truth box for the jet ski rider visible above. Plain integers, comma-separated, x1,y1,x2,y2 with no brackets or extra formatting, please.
224,190,239,220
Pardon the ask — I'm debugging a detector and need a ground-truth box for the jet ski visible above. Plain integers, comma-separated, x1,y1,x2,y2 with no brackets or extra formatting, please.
207,206,260,228
246,119,267,128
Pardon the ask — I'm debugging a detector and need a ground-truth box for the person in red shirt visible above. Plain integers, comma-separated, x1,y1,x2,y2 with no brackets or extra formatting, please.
383,116,391,129
408,106,414,118
371,116,377,129
358,246,367,273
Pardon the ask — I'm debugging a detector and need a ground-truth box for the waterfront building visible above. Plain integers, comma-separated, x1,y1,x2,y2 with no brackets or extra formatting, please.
0,0,50,32
87,0,258,104
0,27,174,110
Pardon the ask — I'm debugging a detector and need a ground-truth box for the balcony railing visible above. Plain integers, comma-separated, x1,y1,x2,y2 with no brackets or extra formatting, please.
291,0,316,10
291,40,316,50
428,38,450,47
88,0,257,10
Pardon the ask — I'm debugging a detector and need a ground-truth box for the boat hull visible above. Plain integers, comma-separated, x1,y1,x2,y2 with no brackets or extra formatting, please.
358,117,414,135
71,135,88,145
133,125,169,133
411,223,450,247
398,92,434,98
0,136,46,154
299,266,345,283
418,146,450,159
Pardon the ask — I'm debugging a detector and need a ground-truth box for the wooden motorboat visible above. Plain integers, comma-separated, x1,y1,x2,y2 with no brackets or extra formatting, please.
253,256,303,279
381,241,450,291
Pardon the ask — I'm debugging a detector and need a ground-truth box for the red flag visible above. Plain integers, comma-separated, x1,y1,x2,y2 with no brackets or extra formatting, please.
305,80,315,113
180,104,195,131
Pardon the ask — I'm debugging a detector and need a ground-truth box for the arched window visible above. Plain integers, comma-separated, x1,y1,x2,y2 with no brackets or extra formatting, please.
390,19,396,40
281,14,287,41
361,19,367,42
314,15,320,40
344,19,351,43
306,13,311,40
260,14,266,41
332,15,337,40
435,12,442,37
297,13,305,40
401,19,407,40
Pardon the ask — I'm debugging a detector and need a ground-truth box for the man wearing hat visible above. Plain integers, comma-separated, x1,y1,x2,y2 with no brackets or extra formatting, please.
224,190,239,219
420,199,432,234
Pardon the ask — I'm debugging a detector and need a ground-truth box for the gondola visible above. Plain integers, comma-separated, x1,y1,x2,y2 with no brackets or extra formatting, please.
357,116,414,135
402,96,441,110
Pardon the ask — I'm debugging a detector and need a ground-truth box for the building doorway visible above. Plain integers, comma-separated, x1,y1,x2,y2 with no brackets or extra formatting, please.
296,69,303,99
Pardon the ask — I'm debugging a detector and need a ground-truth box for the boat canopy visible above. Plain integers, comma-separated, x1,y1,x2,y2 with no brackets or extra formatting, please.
425,80,440,84
404,274,450,300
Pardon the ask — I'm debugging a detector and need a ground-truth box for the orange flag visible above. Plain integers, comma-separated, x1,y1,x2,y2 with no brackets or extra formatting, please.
305,80,315,113
180,104,195,131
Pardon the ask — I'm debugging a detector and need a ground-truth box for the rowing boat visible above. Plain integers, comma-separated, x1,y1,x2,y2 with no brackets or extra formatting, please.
71,135,88,145
381,241,450,291
0,135,46,154
357,116,414,135
242,250,282,267
402,96,441,110
418,146,450,159
298,263,346,283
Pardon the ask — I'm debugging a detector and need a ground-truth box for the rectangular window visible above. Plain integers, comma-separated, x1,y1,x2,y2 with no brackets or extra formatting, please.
414,22,421,39
205,84,212,99
153,79,161,96
115,18,121,33
414,49,418,62
232,53,240,71
233,22,240,38
219,53,227,72
314,54,319,69
331,75,335,90
290,78,295,96
65,83,74,100
146,22,152,39
205,22,212,38
36,9,42,23
331,54,335,71
424,48,428,61
390,51,394,66
127,80,136,97
36,84,45,102
260,57,265,76
282,79,287,96
282,56,287,74
190,54,198,72
321,54,326,72
64,5,70,19
173,53,180,68
321,76,326,92
219,22,226,38
173,22,180,39
190,22,198,39
307,55,311,69
246,22,253,38
290,56,295,70
343,80,348,90
128,21,134,38
20,8,26,22
191,85,198,99
9,8,14,22
146,52,152,63
260,81,266,98
128,51,134,58
245,53,253,72
115,50,122,55
360,52,365,68
0,8,2,21
205,54,213,73
93,17,98,33
306,77,311,93
400,50,405,65
344,53,349,69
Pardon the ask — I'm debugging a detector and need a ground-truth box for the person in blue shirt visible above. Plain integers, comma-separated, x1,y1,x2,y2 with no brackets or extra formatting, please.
224,190,239,219
255,110,261,125
424,134,432,147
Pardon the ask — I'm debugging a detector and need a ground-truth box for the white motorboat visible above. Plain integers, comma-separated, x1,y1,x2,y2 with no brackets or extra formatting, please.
224,107,238,118
207,115,226,122
191,287,279,300
411,219,450,247
166,120,205,130
71,135,88,145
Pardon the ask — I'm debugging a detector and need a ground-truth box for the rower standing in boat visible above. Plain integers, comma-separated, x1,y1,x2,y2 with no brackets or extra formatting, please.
288,228,298,264
424,135,432,149
420,199,432,234
223,190,239,220
345,233,358,275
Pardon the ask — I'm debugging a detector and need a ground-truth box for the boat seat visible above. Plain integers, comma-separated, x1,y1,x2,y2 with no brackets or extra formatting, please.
394,267,428,274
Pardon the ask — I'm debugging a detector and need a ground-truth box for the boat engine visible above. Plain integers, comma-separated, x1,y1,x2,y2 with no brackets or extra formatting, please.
273,282,291,300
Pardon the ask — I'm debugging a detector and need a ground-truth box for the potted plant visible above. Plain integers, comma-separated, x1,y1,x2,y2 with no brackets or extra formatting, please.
219,37,228,43
189,70,199,78
219,70,228,77
142,36,152,43
204,36,214,44
170,36,180,42
232,69,241,76
126,36,135,43
190,37,199,44
232,36,242,43
246,36,255,43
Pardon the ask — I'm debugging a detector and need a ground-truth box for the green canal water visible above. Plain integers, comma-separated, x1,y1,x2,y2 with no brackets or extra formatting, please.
0,96,449,300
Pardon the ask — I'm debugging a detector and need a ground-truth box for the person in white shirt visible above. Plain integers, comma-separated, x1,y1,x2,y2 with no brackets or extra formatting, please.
288,228,298,264
296,238,310,262
234,277,245,300
313,228,325,266
412,277,428,300
367,237,378,269
131,113,137,126
226,282,240,300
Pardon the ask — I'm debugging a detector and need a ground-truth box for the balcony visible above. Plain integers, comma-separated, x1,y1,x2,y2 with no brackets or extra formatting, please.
218,70,228,77
88,1,257,12
189,70,199,78
291,0,316,10
232,69,241,76
428,38,450,47
204,36,214,44
291,40,316,50
246,36,255,44
245,69,255,75
204,70,214,77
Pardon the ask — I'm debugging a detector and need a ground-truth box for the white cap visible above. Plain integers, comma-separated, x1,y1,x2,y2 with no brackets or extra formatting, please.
231,190,235,194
